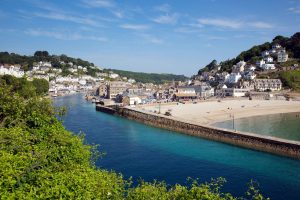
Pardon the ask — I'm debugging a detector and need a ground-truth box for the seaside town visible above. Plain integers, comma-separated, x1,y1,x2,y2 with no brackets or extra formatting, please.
2,0,300,199
1,43,299,109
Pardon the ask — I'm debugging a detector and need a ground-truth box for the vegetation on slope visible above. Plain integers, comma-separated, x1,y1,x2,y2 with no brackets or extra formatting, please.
198,32,300,74
0,76,268,199
105,69,188,84
280,71,300,91
0,51,100,77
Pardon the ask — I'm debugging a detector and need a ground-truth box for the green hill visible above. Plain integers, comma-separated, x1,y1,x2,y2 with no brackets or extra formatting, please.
198,32,300,75
0,51,187,83
105,69,188,84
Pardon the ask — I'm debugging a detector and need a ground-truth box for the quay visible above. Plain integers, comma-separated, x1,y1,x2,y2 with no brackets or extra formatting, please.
96,104,300,160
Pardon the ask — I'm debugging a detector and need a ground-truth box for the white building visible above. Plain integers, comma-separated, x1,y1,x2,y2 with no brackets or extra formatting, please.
217,87,249,97
256,59,265,68
0,65,25,78
244,72,256,80
264,56,273,63
128,78,136,84
261,50,270,57
272,44,282,49
227,73,242,84
109,73,119,79
262,63,276,70
277,50,288,63
254,79,282,91
122,95,142,106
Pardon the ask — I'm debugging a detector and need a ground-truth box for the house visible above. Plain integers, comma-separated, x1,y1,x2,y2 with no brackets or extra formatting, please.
277,49,288,63
272,43,282,49
244,72,256,80
173,86,197,101
235,61,246,72
256,59,265,68
122,95,142,106
191,84,214,98
107,81,129,99
261,50,270,57
217,87,250,97
262,63,276,70
226,73,242,84
264,56,273,63
128,78,136,84
97,83,107,97
109,73,119,79
254,79,282,91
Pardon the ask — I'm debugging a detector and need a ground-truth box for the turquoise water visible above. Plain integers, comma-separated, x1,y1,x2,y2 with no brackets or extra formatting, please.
214,113,300,141
54,94,300,200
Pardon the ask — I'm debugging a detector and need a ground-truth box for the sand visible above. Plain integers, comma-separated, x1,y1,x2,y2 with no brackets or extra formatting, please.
137,99,300,125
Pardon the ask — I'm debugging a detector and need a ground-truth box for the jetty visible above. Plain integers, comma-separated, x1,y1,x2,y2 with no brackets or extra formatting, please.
96,104,300,160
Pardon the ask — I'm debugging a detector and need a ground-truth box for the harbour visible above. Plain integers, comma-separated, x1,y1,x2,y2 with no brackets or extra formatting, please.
55,94,300,200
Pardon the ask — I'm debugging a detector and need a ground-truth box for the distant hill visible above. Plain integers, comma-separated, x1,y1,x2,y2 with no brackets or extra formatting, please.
105,69,188,84
0,51,188,84
197,32,300,75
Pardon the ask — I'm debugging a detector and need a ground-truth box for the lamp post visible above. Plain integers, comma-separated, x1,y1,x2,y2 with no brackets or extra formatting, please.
232,114,235,131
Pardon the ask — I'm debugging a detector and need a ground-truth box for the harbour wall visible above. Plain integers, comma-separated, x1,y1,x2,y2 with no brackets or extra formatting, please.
115,107,300,160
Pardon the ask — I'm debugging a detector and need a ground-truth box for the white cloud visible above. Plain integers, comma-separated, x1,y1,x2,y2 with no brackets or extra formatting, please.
139,34,164,44
174,27,202,34
120,24,150,31
112,10,124,19
249,22,273,29
198,18,242,29
82,0,114,8
288,7,300,13
33,12,102,27
25,29,107,42
198,18,273,30
154,4,171,12
152,13,179,25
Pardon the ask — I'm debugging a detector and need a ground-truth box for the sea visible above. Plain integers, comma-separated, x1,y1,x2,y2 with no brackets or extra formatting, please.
54,94,300,200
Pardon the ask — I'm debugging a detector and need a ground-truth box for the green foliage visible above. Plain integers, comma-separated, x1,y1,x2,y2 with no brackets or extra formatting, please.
32,78,49,95
198,32,300,74
280,71,300,91
105,69,187,84
198,60,218,75
0,51,96,72
0,77,269,199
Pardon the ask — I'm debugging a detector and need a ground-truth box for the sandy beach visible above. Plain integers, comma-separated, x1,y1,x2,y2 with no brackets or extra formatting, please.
138,99,300,125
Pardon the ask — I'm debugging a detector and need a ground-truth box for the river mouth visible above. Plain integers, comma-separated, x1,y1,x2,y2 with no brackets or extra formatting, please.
54,94,300,200
212,112,300,142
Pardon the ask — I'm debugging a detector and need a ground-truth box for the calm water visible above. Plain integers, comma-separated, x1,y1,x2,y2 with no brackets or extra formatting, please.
54,94,300,200
214,113,300,141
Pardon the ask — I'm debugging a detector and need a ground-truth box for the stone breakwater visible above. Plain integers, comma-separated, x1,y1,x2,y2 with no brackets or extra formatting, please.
113,107,300,160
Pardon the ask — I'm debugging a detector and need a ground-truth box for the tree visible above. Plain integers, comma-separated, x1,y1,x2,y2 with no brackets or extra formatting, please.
32,78,49,95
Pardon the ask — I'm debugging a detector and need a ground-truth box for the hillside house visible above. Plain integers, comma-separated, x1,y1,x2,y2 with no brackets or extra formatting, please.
173,86,197,101
277,49,288,63
254,79,282,91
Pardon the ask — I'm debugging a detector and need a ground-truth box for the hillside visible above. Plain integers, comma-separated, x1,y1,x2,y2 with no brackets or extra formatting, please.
105,69,188,84
0,51,187,84
198,32,300,75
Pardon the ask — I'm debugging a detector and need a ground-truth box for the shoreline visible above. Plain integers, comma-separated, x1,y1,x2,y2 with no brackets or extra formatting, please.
111,106,300,159
95,99,300,159
137,99,300,126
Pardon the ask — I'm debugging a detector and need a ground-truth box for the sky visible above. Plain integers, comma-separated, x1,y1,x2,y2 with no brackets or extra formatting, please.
0,0,300,76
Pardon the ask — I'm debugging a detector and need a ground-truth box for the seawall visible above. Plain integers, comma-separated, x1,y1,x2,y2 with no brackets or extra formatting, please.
115,107,300,160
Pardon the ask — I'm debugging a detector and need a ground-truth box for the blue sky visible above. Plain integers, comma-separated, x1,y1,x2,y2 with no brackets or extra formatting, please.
0,0,300,76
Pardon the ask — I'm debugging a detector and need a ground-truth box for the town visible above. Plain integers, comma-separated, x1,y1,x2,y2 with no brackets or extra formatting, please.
0,42,299,108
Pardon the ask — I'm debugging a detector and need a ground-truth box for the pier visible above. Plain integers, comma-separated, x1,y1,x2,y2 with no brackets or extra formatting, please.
96,105,300,160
